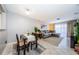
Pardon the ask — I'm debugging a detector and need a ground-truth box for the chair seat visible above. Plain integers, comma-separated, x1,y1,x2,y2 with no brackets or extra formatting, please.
18,40,29,46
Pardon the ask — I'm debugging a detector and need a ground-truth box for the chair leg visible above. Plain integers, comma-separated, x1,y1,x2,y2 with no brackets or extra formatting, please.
23,45,26,55
18,50,20,55
35,42,38,49
17,48,20,55
27,43,29,52
17,46,20,55
23,49,26,55
31,42,32,50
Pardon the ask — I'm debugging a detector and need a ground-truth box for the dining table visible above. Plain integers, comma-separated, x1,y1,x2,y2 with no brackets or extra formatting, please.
21,34,38,49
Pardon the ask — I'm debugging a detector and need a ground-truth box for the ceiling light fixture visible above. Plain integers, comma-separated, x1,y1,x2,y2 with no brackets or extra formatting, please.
25,8,30,15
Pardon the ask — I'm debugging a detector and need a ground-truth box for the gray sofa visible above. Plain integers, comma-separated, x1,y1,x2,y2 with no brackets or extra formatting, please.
41,30,60,38
41,30,54,38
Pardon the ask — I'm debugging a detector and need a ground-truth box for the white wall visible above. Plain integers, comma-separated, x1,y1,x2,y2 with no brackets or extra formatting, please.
6,12,41,43
0,14,1,28
0,13,7,44
55,22,68,48
0,30,7,44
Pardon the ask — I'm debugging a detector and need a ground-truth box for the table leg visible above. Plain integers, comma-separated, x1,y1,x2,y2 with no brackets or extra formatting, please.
35,40,38,49
31,42,33,50
27,43,30,52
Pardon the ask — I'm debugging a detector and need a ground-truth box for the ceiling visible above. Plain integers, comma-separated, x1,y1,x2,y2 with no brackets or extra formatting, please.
4,4,79,22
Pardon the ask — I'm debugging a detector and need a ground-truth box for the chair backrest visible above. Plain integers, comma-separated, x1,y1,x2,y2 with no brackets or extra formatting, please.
16,34,19,45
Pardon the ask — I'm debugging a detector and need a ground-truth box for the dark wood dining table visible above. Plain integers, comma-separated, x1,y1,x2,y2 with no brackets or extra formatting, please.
20,34,38,49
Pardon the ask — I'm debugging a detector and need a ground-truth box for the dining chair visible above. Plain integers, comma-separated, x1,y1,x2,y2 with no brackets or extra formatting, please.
30,34,38,50
16,34,29,55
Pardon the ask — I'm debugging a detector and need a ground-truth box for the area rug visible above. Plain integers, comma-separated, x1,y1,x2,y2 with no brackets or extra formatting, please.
0,44,6,54
2,42,45,55
42,37,62,46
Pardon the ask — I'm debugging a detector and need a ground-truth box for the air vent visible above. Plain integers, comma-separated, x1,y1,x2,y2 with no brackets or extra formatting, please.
57,18,60,20
74,12,79,15
76,4,79,6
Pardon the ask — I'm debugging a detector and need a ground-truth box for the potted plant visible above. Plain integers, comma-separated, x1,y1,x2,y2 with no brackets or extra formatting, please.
34,27,38,32
75,19,79,44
